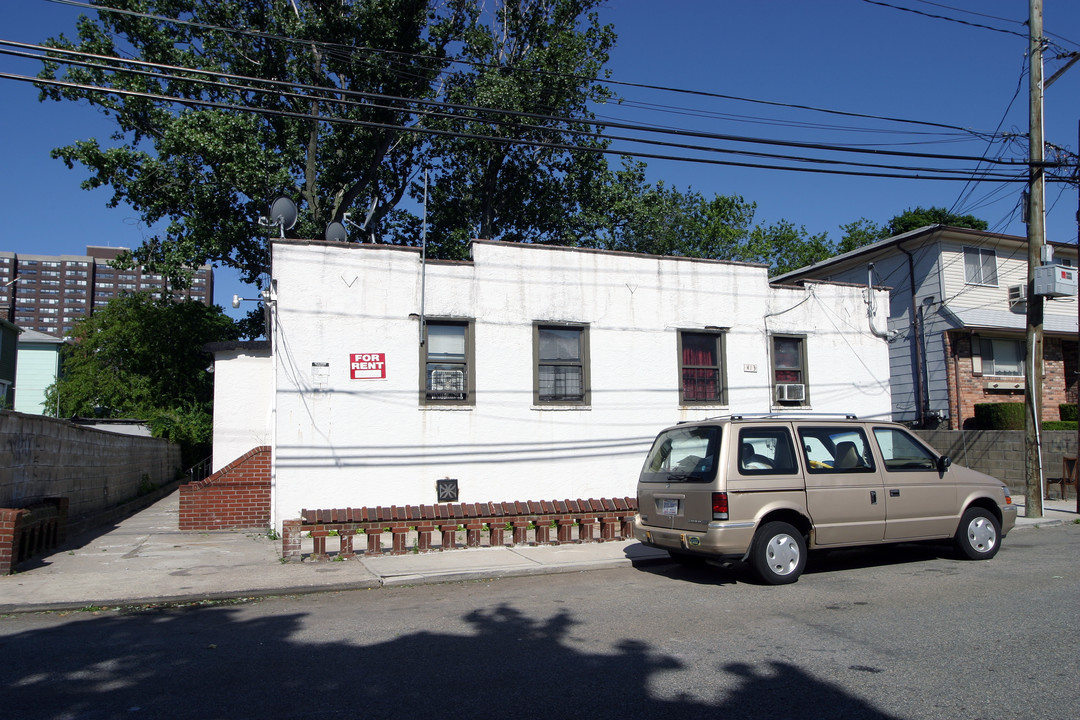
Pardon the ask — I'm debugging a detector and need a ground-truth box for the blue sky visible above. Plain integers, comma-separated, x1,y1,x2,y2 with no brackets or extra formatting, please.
2,0,1078,322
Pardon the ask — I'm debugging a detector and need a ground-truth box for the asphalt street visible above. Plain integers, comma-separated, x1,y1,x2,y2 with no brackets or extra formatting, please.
1,521,1077,720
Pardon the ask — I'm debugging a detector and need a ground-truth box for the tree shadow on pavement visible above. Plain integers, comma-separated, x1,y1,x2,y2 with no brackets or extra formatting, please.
0,600,901,720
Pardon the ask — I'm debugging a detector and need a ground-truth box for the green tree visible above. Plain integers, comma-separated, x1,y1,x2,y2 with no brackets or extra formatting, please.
420,0,616,256
578,159,832,273
46,293,239,465
38,0,621,276
837,217,887,254
40,0,471,286
745,220,834,275
578,158,756,257
885,206,989,235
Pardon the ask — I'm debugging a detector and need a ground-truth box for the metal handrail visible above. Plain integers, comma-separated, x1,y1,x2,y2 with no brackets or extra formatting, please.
187,455,213,483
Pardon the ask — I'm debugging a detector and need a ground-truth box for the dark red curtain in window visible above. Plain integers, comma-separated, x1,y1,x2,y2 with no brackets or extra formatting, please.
682,334,718,401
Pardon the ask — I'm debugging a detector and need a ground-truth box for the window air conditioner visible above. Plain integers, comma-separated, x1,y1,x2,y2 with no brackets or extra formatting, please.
1007,284,1026,308
430,369,464,392
775,383,806,402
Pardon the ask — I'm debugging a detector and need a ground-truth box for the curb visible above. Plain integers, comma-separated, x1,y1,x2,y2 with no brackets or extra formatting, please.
1,519,1070,615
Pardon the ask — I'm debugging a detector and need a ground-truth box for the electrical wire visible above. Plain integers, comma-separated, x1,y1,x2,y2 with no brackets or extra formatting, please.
0,38,1059,181
11,67,1035,182
41,0,1012,138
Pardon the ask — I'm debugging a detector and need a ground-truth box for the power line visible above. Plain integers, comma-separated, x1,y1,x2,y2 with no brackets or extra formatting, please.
860,0,1029,40
0,39,1057,175
4,68,1038,183
42,0,1004,138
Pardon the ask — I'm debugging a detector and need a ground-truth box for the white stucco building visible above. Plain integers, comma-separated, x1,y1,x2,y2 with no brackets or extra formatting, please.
212,239,893,528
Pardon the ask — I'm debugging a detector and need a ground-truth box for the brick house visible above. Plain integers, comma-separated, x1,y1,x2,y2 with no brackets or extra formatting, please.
773,225,1078,429
203,239,894,530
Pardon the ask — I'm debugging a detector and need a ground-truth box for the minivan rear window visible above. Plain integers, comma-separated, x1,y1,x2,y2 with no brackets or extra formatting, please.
639,426,720,483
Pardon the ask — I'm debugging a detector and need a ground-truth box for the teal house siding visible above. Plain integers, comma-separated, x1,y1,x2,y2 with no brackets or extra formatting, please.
0,319,18,408
14,329,64,415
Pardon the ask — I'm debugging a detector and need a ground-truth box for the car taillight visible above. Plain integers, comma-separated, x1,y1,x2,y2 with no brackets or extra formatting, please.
712,492,728,520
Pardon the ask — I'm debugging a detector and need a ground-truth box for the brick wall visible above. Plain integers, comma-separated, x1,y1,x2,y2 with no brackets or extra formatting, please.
0,498,68,575
945,332,1076,429
179,446,270,530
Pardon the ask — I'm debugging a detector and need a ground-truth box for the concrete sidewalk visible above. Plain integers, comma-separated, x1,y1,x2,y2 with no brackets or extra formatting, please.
0,491,1075,614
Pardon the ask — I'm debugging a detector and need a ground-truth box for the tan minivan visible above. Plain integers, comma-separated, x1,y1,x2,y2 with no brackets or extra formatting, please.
634,414,1018,584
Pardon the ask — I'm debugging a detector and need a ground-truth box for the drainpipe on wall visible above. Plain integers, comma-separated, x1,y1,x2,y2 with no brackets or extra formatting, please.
269,278,280,531
898,244,926,427
866,264,898,341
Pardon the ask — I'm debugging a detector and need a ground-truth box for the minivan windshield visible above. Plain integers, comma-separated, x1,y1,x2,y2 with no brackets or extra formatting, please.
639,426,720,483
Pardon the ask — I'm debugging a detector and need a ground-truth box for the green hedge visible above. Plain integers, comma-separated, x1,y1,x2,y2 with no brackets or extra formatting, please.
975,403,1078,430
1042,421,1078,431
974,403,1025,430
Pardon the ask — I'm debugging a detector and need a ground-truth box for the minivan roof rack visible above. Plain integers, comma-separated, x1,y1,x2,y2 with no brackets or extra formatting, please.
733,413,859,420
676,413,862,425
703,412,860,421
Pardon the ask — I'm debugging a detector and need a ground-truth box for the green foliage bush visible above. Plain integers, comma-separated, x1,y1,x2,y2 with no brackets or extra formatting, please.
975,403,1077,431
973,403,1025,430
1042,421,1078,431
1059,404,1078,422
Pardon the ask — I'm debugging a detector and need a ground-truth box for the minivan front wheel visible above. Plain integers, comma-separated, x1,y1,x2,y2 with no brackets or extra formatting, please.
954,507,1001,560
750,521,807,585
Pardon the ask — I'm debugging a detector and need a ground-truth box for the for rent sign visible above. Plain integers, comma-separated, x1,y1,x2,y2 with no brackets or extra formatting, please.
350,353,386,380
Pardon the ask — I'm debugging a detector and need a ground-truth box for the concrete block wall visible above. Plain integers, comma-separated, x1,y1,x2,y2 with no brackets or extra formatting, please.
917,429,1077,492
179,446,271,530
0,412,182,521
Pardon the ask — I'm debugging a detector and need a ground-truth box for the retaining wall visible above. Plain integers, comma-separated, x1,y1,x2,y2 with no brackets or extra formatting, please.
0,411,182,521
917,429,1076,492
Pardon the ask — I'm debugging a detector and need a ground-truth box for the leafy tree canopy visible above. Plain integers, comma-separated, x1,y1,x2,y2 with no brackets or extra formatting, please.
39,0,613,281
422,0,615,257
885,206,989,235
39,3,994,284
838,206,990,252
575,158,835,274
46,293,239,460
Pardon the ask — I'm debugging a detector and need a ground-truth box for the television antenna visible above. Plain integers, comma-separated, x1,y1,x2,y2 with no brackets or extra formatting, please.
258,197,298,239
324,197,378,243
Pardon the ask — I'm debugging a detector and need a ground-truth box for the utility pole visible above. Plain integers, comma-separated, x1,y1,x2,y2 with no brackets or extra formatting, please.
1024,0,1046,517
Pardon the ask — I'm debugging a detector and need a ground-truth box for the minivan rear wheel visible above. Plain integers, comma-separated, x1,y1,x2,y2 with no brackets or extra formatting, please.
954,507,1001,560
750,521,807,585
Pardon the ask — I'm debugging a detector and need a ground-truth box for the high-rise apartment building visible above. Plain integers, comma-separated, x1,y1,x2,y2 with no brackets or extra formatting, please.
0,246,213,337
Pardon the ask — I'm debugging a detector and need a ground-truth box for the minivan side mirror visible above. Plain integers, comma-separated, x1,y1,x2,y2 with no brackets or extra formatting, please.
937,455,952,473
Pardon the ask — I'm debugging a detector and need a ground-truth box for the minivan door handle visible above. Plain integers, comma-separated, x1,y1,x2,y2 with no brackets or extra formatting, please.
870,491,877,504
889,489,900,497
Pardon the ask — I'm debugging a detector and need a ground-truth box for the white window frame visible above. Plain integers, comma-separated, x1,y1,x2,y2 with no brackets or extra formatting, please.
963,246,998,286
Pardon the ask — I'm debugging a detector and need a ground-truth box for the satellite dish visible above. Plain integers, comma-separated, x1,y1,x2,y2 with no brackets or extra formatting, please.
270,197,298,231
325,221,349,243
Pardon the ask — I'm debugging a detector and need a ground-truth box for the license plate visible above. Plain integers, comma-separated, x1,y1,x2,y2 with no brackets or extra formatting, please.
659,498,678,516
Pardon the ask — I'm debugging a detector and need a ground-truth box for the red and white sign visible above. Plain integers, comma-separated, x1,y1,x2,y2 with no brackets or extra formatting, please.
350,353,386,380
